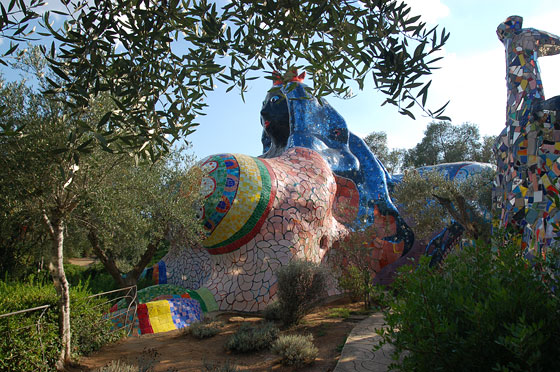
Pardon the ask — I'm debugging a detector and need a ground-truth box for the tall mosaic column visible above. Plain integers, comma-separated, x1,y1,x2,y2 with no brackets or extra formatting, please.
494,15,560,257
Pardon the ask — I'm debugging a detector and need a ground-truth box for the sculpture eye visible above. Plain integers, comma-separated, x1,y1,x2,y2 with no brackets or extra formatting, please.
333,129,341,136
270,95,280,104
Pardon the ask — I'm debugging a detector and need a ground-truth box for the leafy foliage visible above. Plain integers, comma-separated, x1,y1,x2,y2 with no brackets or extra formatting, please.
225,322,279,353
378,243,560,372
0,278,121,372
272,334,318,367
78,146,204,287
275,259,329,326
2,1,449,161
393,168,495,241
403,121,496,168
363,131,407,174
262,301,282,322
330,218,388,309
186,319,222,339
0,0,44,67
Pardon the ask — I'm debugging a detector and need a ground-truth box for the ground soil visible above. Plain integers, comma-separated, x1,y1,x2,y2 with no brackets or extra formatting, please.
70,297,367,372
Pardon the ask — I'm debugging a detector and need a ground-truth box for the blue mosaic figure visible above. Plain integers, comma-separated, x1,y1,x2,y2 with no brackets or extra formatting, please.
260,73,414,255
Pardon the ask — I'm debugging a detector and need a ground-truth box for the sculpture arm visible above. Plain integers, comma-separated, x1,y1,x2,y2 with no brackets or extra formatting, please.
536,30,560,56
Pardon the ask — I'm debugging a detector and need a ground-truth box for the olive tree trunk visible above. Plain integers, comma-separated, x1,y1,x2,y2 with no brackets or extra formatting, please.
43,210,71,370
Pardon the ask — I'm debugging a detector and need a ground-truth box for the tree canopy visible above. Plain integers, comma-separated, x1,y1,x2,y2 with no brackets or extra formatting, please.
393,168,494,241
403,121,496,168
2,0,449,162
363,131,407,174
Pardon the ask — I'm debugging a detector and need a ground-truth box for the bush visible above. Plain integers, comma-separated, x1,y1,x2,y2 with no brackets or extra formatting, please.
202,360,240,372
272,334,318,367
93,360,137,372
275,259,328,326
225,322,279,353
93,348,178,372
378,242,560,372
0,278,122,372
187,319,222,339
263,301,282,321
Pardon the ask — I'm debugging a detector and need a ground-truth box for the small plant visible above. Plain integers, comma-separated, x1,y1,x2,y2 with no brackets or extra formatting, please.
202,360,240,372
272,334,318,367
93,360,137,372
315,323,330,337
263,301,282,321
93,348,179,372
336,336,347,353
275,259,328,326
225,322,279,353
187,319,222,339
327,307,350,318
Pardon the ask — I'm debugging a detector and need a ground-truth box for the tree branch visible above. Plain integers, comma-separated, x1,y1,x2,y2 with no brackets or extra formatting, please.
87,228,125,287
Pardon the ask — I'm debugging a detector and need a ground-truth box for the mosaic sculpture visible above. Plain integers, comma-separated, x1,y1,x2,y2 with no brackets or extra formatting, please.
108,284,217,335
494,16,560,257
140,74,415,317
121,74,501,334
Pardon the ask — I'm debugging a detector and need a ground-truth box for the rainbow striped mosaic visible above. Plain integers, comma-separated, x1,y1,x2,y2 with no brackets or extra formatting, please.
109,285,218,335
198,153,277,255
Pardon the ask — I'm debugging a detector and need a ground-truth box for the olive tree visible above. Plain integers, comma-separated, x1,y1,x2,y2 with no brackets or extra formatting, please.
79,149,203,289
393,168,495,242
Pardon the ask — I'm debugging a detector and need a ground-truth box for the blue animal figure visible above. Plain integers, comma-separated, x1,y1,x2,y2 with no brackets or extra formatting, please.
260,72,414,257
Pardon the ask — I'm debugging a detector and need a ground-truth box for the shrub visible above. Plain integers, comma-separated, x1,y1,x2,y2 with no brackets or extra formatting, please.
93,348,178,372
275,259,328,326
225,322,279,353
272,334,318,367
188,319,222,339
202,360,240,372
0,278,122,372
93,360,137,372
378,242,560,372
263,301,282,321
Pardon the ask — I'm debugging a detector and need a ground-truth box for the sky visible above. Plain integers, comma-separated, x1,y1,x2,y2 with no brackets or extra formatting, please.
2,0,559,161
188,0,560,160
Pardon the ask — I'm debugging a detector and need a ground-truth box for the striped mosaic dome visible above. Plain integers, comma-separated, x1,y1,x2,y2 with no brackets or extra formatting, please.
197,153,276,255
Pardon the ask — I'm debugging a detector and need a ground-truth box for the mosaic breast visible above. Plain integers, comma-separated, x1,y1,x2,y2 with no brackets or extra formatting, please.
197,153,276,255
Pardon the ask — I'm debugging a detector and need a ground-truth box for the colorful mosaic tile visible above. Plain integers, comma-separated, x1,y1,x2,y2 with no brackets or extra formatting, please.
494,15,560,257
159,78,416,312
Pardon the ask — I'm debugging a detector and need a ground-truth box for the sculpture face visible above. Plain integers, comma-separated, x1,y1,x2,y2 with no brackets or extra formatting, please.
260,89,290,158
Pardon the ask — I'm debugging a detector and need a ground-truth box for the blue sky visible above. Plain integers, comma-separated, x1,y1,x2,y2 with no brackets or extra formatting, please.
2,1,559,160
189,0,560,160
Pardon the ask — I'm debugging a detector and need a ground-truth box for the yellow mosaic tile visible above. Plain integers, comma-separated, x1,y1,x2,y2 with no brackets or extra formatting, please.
146,300,176,333
203,154,263,247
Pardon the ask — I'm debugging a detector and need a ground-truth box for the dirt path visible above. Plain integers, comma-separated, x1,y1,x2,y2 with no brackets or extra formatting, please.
72,298,367,372
68,258,99,267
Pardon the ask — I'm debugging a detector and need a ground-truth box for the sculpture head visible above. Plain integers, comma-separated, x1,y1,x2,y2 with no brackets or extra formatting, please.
281,80,360,180
497,15,523,42
260,88,290,157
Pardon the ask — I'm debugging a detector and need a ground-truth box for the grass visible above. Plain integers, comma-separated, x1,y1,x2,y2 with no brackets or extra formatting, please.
327,307,351,318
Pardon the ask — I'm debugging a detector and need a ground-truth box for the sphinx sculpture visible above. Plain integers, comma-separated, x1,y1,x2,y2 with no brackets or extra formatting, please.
110,69,506,333
494,16,560,257
108,74,416,334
